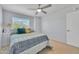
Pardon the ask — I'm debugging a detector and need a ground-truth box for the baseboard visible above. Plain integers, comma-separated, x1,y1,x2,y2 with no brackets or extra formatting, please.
51,38,79,49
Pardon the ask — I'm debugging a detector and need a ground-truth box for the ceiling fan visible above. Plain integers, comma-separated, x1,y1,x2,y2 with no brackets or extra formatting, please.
28,4,52,15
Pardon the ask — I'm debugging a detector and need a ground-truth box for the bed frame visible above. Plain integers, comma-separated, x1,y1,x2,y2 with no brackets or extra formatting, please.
20,41,48,54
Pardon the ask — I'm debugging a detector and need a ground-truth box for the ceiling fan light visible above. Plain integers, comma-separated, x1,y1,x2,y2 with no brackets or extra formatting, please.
37,9,41,12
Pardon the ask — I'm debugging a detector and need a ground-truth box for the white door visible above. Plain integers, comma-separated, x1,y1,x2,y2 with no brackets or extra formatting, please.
0,6,2,48
67,11,79,47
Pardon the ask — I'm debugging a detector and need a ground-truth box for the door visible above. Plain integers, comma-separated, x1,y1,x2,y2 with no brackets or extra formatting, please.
67,11,79,47
0,6,2,48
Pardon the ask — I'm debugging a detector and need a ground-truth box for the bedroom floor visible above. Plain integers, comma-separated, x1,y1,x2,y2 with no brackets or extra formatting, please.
39,40,79,54
0,39,79,54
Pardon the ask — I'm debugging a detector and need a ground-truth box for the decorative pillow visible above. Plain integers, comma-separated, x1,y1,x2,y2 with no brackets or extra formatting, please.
17,28,26,34
25,28,32,33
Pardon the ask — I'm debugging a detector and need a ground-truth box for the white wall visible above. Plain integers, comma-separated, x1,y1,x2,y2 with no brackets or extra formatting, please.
0,6,2,48
42,7,73,43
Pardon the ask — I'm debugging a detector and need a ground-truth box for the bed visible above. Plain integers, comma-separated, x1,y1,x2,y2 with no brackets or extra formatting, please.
9,32,49,54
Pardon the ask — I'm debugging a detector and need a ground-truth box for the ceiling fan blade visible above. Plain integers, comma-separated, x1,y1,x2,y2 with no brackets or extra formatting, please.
42,10,47,14
41,4,52,9
28,8,37,10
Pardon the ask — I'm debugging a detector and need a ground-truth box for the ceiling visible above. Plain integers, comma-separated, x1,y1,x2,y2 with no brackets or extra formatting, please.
1,4,75,17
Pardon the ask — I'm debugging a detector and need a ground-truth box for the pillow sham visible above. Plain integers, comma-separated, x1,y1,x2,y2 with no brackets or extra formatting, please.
17,28,26,34
25,28,32,33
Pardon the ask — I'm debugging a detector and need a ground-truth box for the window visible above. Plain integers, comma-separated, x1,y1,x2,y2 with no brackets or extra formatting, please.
12,16,30,29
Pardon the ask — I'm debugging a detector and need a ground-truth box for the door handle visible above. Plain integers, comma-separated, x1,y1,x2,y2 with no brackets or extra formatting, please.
67,30,70,32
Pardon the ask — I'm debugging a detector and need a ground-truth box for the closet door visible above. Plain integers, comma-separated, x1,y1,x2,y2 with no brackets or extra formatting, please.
67,11,79,47
0,6,2,48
